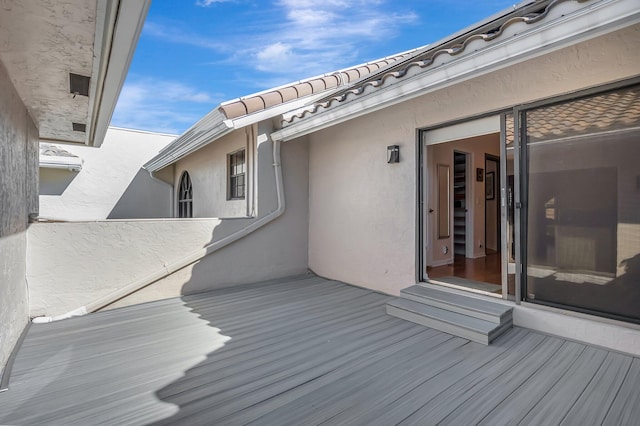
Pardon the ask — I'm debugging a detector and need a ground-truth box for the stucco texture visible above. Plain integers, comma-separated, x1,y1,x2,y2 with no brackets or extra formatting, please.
0,59,36,373
39,127,176,221
107,137,310,309
174,129,249,218
29,136,310,315
305,24,640,296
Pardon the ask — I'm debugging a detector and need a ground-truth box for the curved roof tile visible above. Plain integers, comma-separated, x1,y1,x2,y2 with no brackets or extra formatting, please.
283,0,592,126
218,49,422,120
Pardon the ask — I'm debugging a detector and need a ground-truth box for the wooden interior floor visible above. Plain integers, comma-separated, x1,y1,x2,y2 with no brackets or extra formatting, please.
428,251,502,285
427,251,516,295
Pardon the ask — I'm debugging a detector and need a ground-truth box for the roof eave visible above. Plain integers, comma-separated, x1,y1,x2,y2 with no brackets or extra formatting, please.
272,0,640,142
86,0,151,148
144,92,330,172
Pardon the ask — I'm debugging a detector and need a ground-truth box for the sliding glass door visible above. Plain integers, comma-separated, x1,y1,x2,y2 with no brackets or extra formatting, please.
519,83,640,322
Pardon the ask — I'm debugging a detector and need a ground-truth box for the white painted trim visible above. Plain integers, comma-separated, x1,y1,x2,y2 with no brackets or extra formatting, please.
424,116,501,145
39,156,83,172
107,126,178,138
144,110,234,172
272,0,640,142
428,258,454,268
89,0,151,147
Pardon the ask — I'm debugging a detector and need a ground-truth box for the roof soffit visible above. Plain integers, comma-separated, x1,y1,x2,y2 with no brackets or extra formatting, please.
0,0,150,147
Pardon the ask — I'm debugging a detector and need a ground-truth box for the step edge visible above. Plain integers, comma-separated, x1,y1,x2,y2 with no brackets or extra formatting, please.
401,287,512,321
386,305,490,345
387,299,501,334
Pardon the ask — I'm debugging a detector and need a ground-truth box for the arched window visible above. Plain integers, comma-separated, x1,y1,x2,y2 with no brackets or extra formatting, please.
178,171,193,218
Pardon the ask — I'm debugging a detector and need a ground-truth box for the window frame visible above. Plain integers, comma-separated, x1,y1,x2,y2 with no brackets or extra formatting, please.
177,171,193,218
228,149,246,200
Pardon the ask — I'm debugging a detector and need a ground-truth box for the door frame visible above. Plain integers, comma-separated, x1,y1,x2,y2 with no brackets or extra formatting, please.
418,112,515,300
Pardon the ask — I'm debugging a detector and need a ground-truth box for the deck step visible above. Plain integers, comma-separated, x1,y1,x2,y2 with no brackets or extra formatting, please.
401,285,512,324
387,286,513,345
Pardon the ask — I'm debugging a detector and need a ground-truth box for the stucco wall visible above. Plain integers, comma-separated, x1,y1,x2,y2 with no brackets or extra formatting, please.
39,127,176,221
28,136,310,315
306,24,640,296
0,59,37,374
107,137,309,308
174,129,250,218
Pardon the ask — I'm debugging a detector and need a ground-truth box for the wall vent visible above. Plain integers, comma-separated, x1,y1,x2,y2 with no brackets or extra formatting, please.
69,73,90,97
72,122,86,132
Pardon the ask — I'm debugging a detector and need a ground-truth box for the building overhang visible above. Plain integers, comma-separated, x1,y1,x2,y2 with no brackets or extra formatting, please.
0,0,150,147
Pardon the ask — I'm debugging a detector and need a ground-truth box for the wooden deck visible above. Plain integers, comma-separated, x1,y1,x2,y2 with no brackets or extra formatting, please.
1,274,639,425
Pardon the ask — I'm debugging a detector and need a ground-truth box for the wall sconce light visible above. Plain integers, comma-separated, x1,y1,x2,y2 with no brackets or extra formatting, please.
387,145,400,163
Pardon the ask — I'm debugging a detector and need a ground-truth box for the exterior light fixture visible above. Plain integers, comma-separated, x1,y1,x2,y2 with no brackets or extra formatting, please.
387,145,400,163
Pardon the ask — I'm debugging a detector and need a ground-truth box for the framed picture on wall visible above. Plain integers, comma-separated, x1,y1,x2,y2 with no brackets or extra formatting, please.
486,171,495,200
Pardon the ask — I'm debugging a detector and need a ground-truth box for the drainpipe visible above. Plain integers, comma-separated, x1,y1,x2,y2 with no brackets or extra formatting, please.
32,139,285,323
149,170,174,218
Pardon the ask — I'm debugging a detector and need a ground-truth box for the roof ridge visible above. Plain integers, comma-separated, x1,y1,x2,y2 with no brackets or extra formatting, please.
282,0,588,125
218,46,427,120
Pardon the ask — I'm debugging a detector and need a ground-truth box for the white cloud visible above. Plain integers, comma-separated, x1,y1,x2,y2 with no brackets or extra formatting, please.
245,0,418,76
111,78,222,134
143,1,419,88
196,0,232,6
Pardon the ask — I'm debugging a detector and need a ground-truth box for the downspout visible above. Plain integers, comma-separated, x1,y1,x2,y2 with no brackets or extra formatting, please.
33,139,285,323
149,170,174,218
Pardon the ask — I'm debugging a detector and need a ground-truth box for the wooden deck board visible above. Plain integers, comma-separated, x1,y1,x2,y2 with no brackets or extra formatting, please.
0,274,638,425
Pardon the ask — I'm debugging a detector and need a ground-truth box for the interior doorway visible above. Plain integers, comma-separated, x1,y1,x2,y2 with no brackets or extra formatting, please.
424,120,506,296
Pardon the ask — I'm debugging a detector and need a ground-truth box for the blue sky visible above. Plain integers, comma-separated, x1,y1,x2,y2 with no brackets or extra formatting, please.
111,0,517,135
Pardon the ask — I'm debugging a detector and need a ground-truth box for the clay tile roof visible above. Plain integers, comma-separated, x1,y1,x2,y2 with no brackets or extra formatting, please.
219,102,247,119
242,97,266,115
218,47,422,120
321,75,340,89
279,87,299,103
344,69,361,82
294,82,313,97
261,91,284,109
283,0,598,125
356,66,370,77
309,79,327,92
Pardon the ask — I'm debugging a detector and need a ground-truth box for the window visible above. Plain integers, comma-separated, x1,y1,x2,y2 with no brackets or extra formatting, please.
178,171,193,218
522,83,640,322
228,149,246,200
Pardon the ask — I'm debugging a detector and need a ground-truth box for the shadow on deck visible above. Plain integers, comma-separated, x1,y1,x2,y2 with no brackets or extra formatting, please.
1,274,639,425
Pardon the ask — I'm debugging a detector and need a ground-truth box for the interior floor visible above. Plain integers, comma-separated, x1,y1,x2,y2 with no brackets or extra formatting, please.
428,252,501,284
427,252,516,296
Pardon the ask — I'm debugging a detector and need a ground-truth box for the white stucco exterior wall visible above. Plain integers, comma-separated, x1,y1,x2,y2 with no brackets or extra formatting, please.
174,129,251,218
306,24,640,296
0,59,37,375
107,138,310,308
39,127,176,221
28,134,310,316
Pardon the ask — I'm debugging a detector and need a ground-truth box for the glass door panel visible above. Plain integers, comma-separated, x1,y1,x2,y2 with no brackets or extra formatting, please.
522,84,640,322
